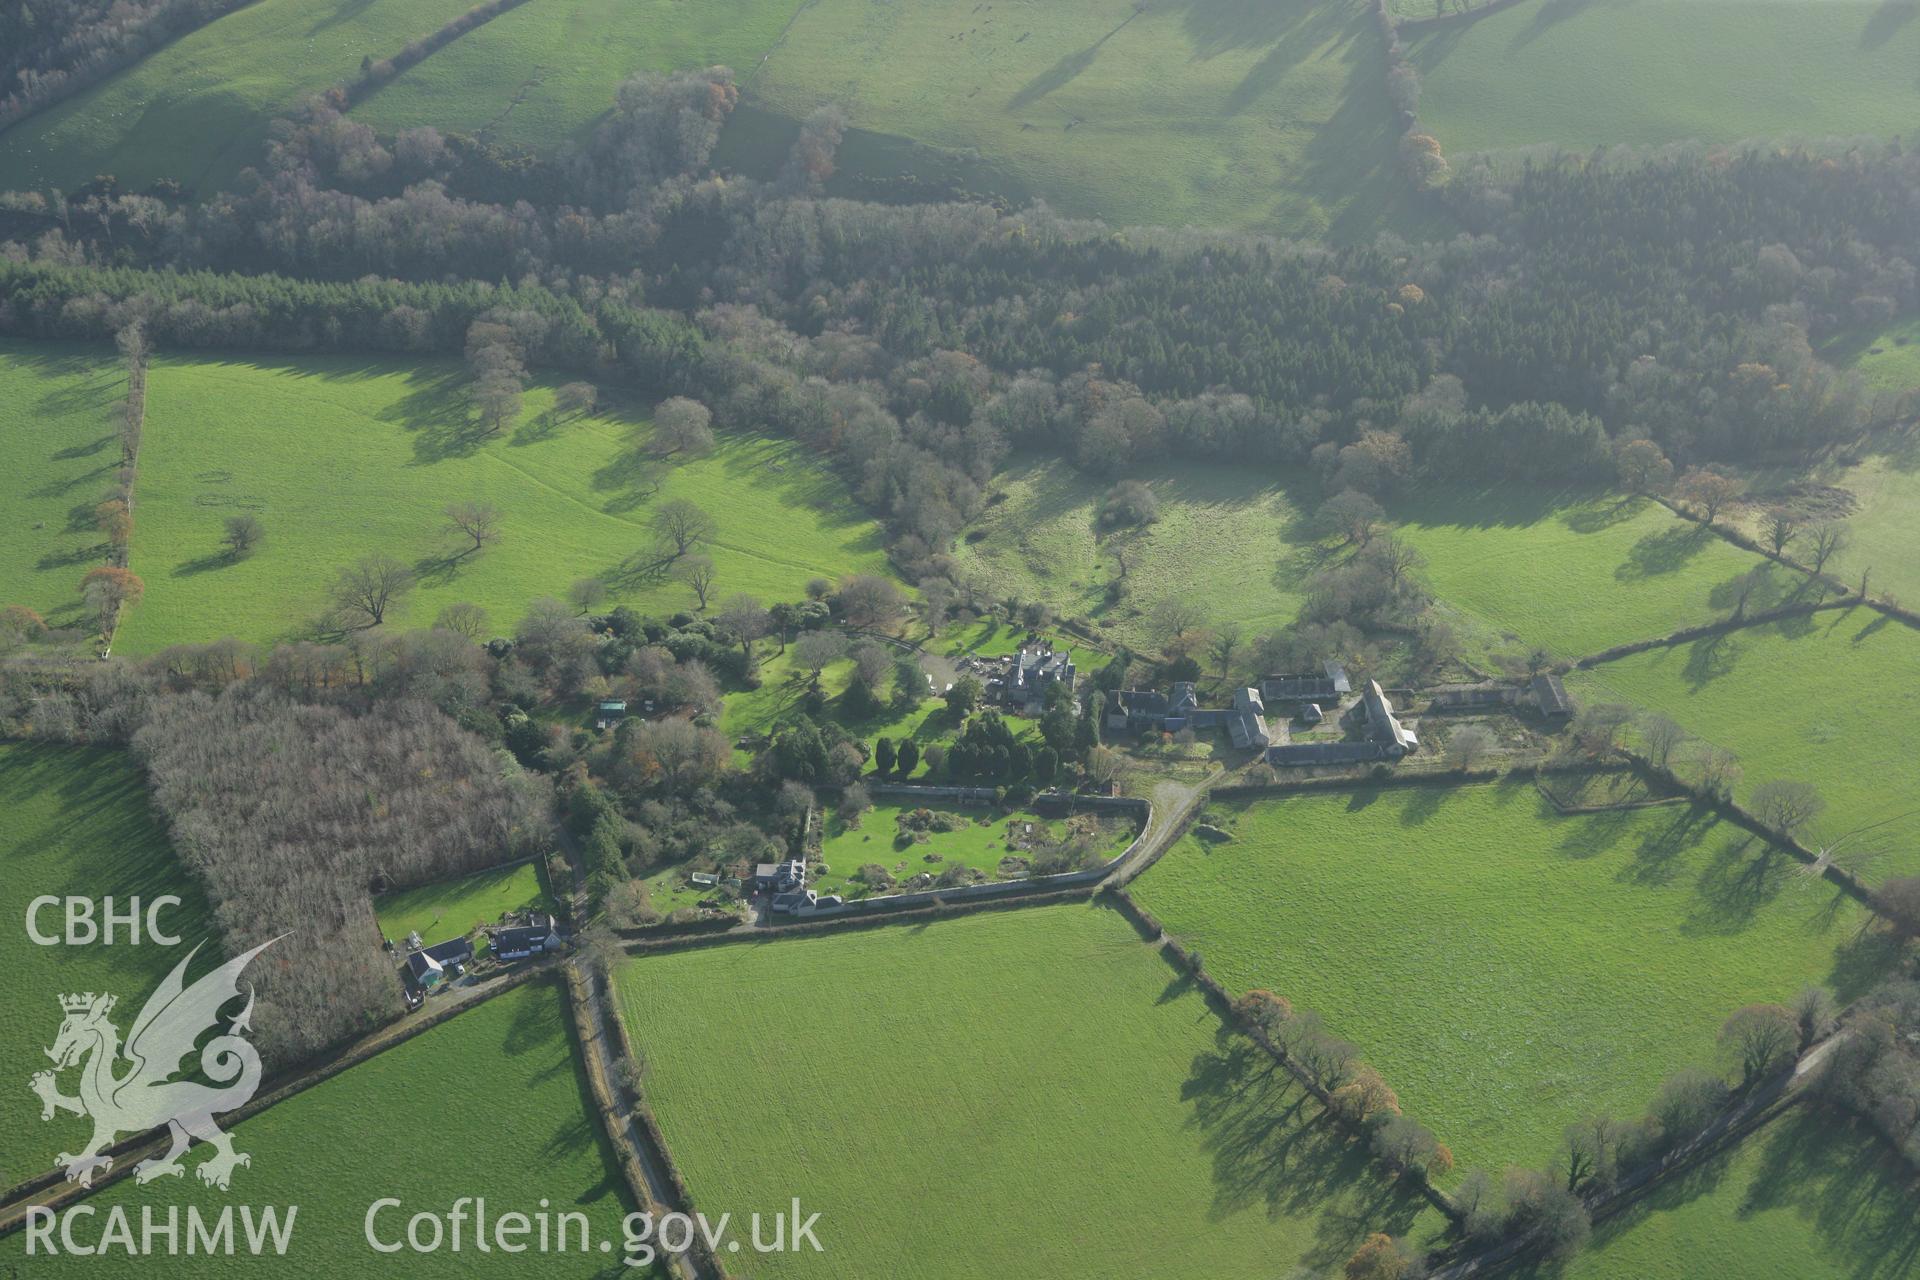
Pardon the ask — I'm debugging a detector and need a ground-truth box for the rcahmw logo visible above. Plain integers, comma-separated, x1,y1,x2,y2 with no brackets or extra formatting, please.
30,937,280,1190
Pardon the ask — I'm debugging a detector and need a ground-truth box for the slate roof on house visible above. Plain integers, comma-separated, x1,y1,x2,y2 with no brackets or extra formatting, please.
1532,674,1575,718
1362,680,1416,751
404,951,442,982
1117,689,1170,717
1228,710,1271,750
1261,662,1352,703
421,937,473,966
1266,741,1392,766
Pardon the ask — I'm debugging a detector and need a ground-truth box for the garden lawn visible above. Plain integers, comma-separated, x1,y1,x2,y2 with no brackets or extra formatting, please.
1572,607,1920,880
1394,490,1774,660
615,902,1438,1279
0,343,128,631
951,455,1314,652
354,0,794,151
720,644,949,767
111,353,887,654
1408,0,1920,155
0,743,217,1191
1529,1108,1920,1280
2,979,642,1277
812,801,1133,896
1131,782,1895,1175
373,858,552,956
0,0,479,196
735,0,1426,239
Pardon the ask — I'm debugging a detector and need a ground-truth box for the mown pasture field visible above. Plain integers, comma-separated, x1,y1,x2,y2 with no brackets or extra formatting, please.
354,0,794,151
1395,490,1775,661
0,343,129,633
738,0,1424,238
1527,1109,1920,1280
1131,783,1895,1175
1407,0,1920,156
1,979,640,1277
950,456,1313,652
0,0,478,196
0,743,217,1192
373,858,553,956
1573,608,1920,880
111,353,887,654
615,902,1440,1279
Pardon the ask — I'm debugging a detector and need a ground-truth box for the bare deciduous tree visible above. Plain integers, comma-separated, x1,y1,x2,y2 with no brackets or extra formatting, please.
677,554,716,609
650,498,715,560
444,500,502,556
330,555,414,628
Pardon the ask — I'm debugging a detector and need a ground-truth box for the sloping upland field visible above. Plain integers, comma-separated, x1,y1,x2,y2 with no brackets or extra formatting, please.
0,0,479,196
109,353,885,654
1394,491,1773,659
950,457,1314,652
1533,1109,1920,1280
1407,0,1920,156
615,903,1441,1279
1131,783,1895,1176
0,743,218,1192
0,344,129,630
1572,609,1920,881
2,980,639,1277
731,0,1424,237
1803,451,1920,611
353,0,794,151
1826,313,1920,394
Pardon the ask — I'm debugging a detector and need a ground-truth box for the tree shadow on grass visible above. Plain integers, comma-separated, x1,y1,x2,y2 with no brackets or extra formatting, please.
1562,495,1646,534
1182,1033,1424,1266
1617,804,1716,887
590,450,663,515
1679,630,1745,690
50,432,118,462
1506,1135,1736,1278
1615,523,1712,581
1826,924,1907,1002
170,551,239,578
1861,0,1918,49
36,541,111,572
1555,804,1636,860
1682,834,1788,935
1006,7,1144,111
1738,1108,1920,1280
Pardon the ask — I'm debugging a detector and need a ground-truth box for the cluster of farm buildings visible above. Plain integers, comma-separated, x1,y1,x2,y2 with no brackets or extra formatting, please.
1112,662,1575,766
395,910,564,997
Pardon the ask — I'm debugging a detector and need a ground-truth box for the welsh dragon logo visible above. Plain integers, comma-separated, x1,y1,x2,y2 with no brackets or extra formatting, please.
30,938,280,1191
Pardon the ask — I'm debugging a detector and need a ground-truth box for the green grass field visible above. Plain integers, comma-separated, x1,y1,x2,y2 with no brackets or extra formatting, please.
109,352,886,654
0,344,129,633
813,800,1132,895
1132,783,1894,1175
354,0,793,151
1530,1108,1920,1280
737,0,1425,238
1825,313,1920,393
1573,607,1920,880
1820,452,1920,609
0,743,217,1191
1396,491,1775,660
2,979,641,1277
373,858,552,956
1408,0,1920,156
615,902,1439,1278
0,0,478,196
951,456,1313,652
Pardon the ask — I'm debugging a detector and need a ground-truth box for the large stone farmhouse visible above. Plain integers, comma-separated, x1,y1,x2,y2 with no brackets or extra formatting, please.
1111,682,1271,749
